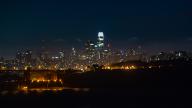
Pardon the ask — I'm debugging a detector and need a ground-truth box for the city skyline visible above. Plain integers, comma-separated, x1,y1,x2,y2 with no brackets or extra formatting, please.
0,1,192,107
0,30,191,71
0,31,192,58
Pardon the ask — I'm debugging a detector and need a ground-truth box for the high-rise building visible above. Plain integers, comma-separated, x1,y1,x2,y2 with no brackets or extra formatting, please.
85,40,95,52
68,47,77,68
96,32,104,49
58,51,65,69
59,51,65,59
94,32,105,64
24,50,32,64
72,47,76,56
83,40,97,65
16,51,24,63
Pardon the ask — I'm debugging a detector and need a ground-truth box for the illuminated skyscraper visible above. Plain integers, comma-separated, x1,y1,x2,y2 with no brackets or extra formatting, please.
16,51,24,63
96,32,104,49
59,51,65,59
25,50,32,61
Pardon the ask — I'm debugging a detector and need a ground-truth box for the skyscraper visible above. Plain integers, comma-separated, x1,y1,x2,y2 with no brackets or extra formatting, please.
85,40,95,52
59,51,65,59
24,50,32,63
96,32,104,49
16,51,24,63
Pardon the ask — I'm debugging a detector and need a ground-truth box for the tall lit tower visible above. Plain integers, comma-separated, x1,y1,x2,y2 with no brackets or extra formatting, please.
97,32,104,48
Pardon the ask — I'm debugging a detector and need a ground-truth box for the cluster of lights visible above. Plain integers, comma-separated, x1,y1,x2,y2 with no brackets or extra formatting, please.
21,87,89,92
122,65,136,70
21,86,28,91
29,88,64,92
129,65,136,69
31,79,62,83
148,65,161,69
0,66,7,70
104,65,137,70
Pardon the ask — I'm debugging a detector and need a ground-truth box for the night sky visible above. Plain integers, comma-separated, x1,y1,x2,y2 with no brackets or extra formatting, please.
0,0,192,57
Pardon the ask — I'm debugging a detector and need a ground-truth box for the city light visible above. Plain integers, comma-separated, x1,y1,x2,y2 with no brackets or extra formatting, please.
23,86,28,89
59,79,62,82
0,32,191,95
98,32,104,37
21,86,28,91
0,32,190,71
24,66,28,70
0,1,191,107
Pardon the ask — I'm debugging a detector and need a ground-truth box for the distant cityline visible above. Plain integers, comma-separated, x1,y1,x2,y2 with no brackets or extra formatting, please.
0,31,191,58
0,32,191,71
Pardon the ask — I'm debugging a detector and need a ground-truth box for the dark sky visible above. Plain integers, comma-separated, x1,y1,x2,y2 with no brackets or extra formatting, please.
0,0,192,57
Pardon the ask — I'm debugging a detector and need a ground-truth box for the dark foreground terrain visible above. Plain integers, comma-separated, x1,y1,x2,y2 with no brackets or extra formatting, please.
0,87,191,108
0,63,192,108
